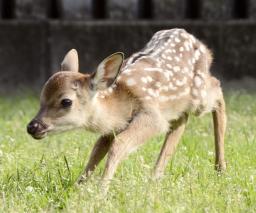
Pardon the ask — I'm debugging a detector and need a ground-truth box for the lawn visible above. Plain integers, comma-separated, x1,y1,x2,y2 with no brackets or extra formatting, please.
0,90,255,212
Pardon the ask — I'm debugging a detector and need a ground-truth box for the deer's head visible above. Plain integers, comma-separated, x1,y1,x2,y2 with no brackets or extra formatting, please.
27,49,124,139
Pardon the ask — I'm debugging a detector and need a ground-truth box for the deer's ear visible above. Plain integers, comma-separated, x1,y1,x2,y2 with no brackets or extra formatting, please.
61,49,79,72
91,52,124,90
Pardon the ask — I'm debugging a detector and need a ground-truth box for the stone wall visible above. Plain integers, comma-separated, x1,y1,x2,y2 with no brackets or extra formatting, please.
0,0,256,89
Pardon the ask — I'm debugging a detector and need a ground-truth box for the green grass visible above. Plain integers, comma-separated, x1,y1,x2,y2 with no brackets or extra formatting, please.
0,90,255,212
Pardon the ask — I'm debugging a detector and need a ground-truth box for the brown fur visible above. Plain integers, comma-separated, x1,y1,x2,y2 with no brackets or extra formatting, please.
27,29,226,190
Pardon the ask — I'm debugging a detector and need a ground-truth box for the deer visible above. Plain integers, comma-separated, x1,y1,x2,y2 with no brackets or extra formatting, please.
27,28,226,189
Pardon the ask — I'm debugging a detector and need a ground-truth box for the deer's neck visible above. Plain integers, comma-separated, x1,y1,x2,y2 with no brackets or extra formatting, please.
88,85,137,134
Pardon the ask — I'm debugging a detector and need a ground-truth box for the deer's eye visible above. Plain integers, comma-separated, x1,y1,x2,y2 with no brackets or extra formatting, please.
60,99,72,108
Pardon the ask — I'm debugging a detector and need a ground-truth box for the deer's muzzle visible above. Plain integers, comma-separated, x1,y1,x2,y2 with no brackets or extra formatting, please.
27,119,48,139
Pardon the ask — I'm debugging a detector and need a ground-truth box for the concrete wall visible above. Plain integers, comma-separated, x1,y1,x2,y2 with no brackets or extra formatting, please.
0,0,256,89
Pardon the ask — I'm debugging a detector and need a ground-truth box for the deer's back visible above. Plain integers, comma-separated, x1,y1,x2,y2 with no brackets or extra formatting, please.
116,29,220,121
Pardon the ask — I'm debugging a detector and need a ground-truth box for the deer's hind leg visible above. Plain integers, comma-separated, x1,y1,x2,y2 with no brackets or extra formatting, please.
212,92,227,172
153,114,188,179
195,76,227,172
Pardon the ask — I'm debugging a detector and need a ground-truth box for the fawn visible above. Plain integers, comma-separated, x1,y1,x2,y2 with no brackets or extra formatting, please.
27,28,226,187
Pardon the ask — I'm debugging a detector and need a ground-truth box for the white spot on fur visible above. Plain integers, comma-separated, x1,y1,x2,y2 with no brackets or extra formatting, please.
141,77,148,83
144,67,163,72
173,66,180,72
173,30,179,34
166,64,172,69
194,76,202,87
156,82,162,88
161,53,167,59
126,78,136,86
123,69,132,75
184,41,190,51
200,45,206,53
147,76,153,82
147,88,159,97
181,33,188,38
107,87,113,93
167,70,173,76
194,49,201,60
189,40,193,48
190,35,196,43
167,56,173,61
175,37,181,43
163,72,170,80
163,39,170,46
175,56,180,62
179,47,184,52
141,76,154,84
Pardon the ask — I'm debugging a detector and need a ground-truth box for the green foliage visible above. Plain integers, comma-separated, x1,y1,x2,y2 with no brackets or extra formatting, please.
0,91,255,212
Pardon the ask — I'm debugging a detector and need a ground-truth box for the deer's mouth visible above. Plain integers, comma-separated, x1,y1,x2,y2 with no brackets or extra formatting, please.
32,131,48,140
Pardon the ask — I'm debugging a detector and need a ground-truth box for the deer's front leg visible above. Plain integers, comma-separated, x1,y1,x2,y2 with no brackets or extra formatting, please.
78,134,113,184
153,114,188,179
101,112,166,188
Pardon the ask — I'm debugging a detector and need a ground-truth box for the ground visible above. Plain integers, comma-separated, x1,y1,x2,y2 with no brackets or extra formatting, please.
0,90,255,212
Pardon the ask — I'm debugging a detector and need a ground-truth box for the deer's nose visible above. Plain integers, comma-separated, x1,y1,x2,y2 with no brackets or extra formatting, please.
27,120,40,135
